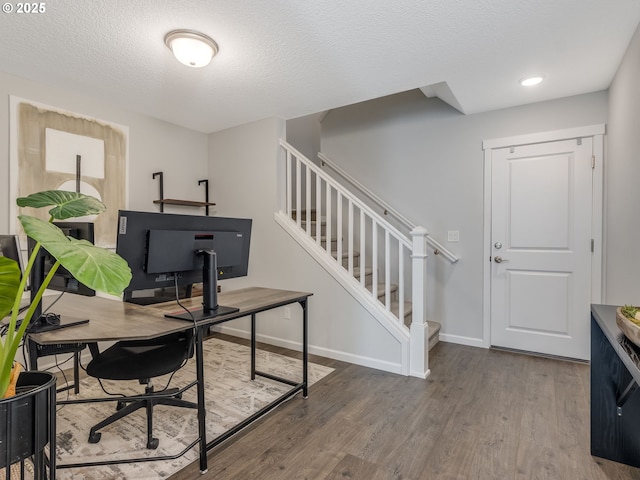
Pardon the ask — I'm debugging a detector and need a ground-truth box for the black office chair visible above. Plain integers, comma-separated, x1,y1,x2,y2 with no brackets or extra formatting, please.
85,330,197,449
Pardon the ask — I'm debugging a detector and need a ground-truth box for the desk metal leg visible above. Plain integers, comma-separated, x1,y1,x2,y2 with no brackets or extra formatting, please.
251,313,256,380
49,379,57,479
195,326,208,474
27,338,38,371
300,298,308,398
73,351,80,395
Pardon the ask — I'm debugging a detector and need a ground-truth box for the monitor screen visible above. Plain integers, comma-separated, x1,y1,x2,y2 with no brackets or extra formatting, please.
26,221,96,332
116,210,252,305
0,234,24,280
28,222,96,297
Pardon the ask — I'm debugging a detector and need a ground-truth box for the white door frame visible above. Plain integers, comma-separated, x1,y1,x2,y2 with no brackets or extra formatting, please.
481,124,605,349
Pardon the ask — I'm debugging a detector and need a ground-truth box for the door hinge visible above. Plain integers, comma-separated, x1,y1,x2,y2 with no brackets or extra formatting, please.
592,155,596,169
591,239,594,253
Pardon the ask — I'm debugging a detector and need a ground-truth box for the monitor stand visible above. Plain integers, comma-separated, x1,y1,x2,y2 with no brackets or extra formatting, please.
29,314,90,333
164,249,239,322
165,305,239,322
27,251,90,333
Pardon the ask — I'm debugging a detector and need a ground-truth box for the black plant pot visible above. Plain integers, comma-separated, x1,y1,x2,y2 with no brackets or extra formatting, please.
0,371,56,479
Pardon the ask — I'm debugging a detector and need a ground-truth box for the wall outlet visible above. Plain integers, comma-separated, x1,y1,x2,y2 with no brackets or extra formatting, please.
284,307,291,319
447,230,460,242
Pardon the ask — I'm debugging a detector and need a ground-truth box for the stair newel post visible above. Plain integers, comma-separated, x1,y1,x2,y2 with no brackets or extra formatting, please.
410,226,430,379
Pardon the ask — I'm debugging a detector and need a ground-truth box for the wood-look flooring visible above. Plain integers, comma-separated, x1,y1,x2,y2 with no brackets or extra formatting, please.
162,335,640,480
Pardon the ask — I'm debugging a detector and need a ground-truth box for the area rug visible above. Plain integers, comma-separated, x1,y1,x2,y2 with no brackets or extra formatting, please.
54,338,334,479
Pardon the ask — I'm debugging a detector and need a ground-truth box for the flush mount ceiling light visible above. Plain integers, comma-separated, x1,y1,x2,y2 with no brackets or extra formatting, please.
519,76,544,87
164,29,218,68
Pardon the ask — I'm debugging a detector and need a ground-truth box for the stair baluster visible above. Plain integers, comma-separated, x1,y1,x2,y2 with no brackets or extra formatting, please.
276,139,440,377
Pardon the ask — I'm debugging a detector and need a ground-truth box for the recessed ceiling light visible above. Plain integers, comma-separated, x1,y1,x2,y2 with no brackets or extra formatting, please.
520,76,544,87
165,29,218,68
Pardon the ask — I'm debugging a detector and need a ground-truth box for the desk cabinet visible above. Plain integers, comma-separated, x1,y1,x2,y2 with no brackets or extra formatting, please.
591,304,640,467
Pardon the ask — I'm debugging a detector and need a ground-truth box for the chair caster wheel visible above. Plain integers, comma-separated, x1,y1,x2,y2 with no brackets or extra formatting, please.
88,431,101,444
147,438,159,449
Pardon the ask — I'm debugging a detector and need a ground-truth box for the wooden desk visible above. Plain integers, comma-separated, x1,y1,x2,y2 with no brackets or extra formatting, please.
26,296,188,397
30,287,312,475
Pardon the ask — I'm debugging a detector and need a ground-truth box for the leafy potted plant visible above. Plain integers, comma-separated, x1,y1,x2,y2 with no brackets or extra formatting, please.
0,190,132,474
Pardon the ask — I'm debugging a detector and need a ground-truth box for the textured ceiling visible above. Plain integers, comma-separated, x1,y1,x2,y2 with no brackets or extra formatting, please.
1,0,639,133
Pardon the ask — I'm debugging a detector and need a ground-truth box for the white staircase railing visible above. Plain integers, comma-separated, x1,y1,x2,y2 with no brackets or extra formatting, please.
276,139,431,377
318,152,458,263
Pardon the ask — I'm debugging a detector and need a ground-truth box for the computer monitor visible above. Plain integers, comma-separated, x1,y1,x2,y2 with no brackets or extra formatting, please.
116,210,252,320
0,234,24,280
52,222,96,297
27,222,95,332
28,222,96,298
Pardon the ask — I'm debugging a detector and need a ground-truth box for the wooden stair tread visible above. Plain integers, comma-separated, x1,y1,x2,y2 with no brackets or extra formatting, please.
291,210,319,222
389,300,412,317
427,321,441,337
353,266,373,278
367,283,398,293
332,250,361,260
428,321,440,350
300,218,327,227
320,235,339,242
289,208,441,353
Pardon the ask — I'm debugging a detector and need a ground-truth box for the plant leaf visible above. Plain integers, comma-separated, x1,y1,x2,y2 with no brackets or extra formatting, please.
0,257,21,320
19,216,132,296
17,190,106,220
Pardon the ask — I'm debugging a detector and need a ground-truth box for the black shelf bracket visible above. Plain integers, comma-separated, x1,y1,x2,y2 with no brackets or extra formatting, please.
76,154,82,193
198,179,210,216
153,171,164,212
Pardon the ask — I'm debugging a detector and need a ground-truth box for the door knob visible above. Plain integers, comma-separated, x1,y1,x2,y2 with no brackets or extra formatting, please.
494,256,509,263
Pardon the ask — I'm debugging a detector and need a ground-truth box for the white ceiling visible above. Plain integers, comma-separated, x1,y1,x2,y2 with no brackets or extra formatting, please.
1,0,639,133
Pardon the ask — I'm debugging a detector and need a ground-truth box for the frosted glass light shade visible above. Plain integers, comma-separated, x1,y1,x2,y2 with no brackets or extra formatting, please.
165,30,218,68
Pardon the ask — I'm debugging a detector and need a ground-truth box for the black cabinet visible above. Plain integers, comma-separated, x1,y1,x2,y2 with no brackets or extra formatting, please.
591,304,640,467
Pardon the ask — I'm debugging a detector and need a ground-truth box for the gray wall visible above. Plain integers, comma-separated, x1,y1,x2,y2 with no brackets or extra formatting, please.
286,113,322,162
208,118,402,371
0,71,210,369
320,90,608,344
606,23,640,304
0,71,404,373
0,71,210,236
4,25,638,370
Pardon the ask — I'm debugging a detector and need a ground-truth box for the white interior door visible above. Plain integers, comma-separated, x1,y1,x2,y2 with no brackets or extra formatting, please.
490,137,595,360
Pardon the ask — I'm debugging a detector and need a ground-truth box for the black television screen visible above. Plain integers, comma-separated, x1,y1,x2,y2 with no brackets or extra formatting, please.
116,210,252,311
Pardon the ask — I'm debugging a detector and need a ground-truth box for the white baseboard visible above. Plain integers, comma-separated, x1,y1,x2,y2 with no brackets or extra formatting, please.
212,324,404,375
438,332,486,348
309,344,403,375
33,324,407,380
31,328,484,382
